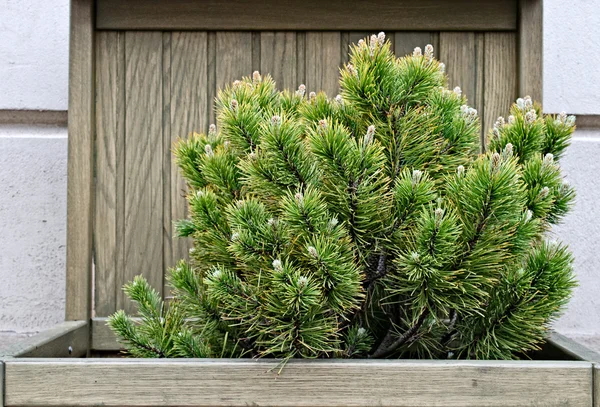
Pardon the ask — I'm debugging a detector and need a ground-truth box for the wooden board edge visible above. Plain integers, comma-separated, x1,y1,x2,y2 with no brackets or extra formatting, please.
3,358,592,407
0,321,88,358
547,331,600,362
594,364,600,407
96,0,517,31
65,0,95,321
0,359,4,407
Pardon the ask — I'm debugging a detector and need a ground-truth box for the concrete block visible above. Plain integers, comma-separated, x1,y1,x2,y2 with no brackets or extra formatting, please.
0,125,67,334
553,130,600,337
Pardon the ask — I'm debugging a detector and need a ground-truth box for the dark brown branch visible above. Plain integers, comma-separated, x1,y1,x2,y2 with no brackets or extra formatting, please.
369,309,429,358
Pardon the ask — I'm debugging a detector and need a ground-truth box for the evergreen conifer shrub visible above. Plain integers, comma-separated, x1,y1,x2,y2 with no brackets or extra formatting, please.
109,33,577,360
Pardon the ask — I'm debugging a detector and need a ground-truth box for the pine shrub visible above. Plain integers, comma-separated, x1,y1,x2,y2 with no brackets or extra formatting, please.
109,33,577,360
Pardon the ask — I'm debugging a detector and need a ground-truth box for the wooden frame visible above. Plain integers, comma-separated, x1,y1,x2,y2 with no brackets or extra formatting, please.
75,0,548,325
2,358,595,406
5,1,599,406
96,0,518,31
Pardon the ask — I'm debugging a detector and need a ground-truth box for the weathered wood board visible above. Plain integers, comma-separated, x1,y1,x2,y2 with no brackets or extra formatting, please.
3,359,593,406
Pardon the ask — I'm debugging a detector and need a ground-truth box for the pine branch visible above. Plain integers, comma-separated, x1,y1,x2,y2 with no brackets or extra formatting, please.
369,309,430,358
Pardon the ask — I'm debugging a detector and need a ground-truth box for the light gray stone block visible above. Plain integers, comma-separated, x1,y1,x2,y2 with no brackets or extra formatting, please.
0,125,67,335
553,130,600,337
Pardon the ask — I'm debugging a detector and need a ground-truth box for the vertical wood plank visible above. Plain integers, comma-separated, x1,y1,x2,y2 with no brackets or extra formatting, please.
439,32,484,141
122,32,164,313
519,0,543,103
260,32,297,90
252,32,261,74
296,32,306,88
216,32,253,90
167,32,208,279
483,32,517,147
306,32,342,97
341,32,368,66
162,32,173,295
94,31,126,317
594,364,600,407
395,32,439,58
0,360,4,407
207,32,217,124
66,0,94,321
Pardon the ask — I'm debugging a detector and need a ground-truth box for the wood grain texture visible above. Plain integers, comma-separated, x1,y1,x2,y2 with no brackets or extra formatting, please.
483,32,517,148
97,0,517,31
260,32,297,90
0,322,88,358
161,32,173,295
94,31,126,317
439,32,484,143
91,318,122,351
394,32,439,58
216,32,253,91
165,32,208,275
3,359,593,406
296,32,306,87
519,0,543,103
305,32,342,97
122,32,164,313
65,0,94,321
341,32,370,66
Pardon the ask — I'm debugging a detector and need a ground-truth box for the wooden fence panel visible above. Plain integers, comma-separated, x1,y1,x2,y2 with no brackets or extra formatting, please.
93,29,520,317
165,32,208,279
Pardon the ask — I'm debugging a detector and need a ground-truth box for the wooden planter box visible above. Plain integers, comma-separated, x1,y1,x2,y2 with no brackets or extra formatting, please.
3,0,600,406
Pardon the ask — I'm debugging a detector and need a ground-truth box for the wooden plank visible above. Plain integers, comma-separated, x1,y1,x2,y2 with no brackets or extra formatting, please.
395,32,439,58
547,332,600,362
216,32,253,90
94,31,126,317
260,32,297,90
4,359,593,406
483,32,517,148
439,32,484,142
207,32,217,124
91,318,122,351
519,0,543,103
341,32,368,66
0,360,4,407
97,0,518,31
595,364,600,407
162,32,172,296
122,32,164,313
166,32,208,276
65,0,94,321
305,32,342,97
252,32,261,74
0,322,88,358
296,32,306,87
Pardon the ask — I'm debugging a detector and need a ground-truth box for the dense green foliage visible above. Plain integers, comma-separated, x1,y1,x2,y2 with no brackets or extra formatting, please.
109,34,577,360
